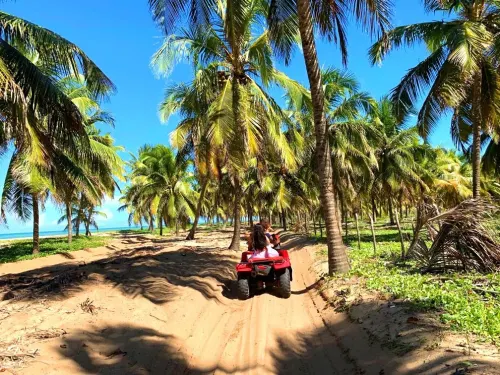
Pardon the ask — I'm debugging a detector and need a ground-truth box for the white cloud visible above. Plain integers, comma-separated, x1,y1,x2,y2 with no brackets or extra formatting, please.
101,196,122,209
100,209,113,221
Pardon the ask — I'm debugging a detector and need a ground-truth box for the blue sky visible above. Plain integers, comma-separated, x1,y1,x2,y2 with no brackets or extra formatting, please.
0,0,454,234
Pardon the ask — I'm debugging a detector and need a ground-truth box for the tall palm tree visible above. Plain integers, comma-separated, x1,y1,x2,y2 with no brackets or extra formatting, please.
267,0,392,274
322,69,377,227
1,151,51,253
127,145,197,235
58,75,122,238
58,204,108,237
431,148,472,208
370,98,429,224
1,74,121,250
160,69,226,240
0,12,115,155
369,0,500,198
49,77,123,244
152,1,301,250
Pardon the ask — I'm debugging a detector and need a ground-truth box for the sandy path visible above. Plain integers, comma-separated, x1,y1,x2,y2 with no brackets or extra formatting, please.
0,231,495,374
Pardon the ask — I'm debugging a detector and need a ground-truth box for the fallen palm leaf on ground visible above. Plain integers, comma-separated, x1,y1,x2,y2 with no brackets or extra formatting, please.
410,199,500,273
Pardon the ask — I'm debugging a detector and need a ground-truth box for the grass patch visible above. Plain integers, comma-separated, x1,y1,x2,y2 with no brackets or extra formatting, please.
0,236,112,263
318,225,500,343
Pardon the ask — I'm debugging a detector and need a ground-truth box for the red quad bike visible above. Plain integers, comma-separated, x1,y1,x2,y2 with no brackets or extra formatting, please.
235,250,292,300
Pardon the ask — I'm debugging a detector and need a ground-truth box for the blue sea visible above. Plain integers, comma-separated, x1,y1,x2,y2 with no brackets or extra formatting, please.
0,226,141,241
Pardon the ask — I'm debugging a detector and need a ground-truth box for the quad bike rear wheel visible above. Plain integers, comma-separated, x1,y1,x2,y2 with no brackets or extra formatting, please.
278,269,291,298
237,277,250,300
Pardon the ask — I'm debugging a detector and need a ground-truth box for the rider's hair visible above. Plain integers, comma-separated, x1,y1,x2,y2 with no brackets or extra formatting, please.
252,224,268,250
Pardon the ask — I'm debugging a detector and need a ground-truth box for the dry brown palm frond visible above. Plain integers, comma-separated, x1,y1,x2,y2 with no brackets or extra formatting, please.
407,196,440,258
80,298,97,315
411,199,500,273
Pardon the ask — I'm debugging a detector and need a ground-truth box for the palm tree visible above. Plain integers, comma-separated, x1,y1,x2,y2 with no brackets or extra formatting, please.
1,74,121,250
431,149,472,208
267,0,392,274
58,205,108,237
370,98,429,224
48,77,123,244
369,0,500,198
126,145,197,236
322,69,377,230
482,132,500,177
58,75,122,238
1,151,51,253
159,70,225,240
0,11,115,155
0,11,117,247
152,2,301,250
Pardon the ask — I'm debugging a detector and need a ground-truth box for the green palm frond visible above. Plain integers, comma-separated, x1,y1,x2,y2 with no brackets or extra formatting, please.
0,12,115,98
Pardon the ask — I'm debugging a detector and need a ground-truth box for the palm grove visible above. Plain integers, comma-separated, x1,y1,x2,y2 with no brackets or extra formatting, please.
1,1,499,275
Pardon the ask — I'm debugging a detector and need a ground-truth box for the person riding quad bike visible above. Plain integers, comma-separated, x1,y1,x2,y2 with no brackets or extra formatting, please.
261,219,281,250
237,224,292,299
246,219,281,251
247,224,279,259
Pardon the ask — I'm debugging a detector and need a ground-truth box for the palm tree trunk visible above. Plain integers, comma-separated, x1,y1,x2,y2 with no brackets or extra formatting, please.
66,202,72,245
354,213,361,250
297,0,349,274
249,202,254,228
398,192,404,221
394,205,405,259
32,193,40,254
148,213,154,232
335,191,342,234
369,213,377,256
228,62,246,250
388,197,395,225
229,176,242,250
159,216,163,236
371,196,377,222
341,199,348,238
319,214,323,238
75,194,84,237
86,209,92,236
282,210,287,231
472,74,482,198
187,178,208,240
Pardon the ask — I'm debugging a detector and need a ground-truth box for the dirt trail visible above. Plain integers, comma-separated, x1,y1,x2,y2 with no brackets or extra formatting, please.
0,231,496,374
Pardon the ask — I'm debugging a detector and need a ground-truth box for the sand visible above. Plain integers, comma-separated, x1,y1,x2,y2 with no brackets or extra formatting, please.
0,229,498,374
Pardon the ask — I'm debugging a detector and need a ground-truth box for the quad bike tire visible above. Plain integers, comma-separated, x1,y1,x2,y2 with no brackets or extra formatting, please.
278,269,291,298
237,277,250,300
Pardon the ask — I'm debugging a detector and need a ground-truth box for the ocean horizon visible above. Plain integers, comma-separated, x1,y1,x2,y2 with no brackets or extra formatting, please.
0,226,141,241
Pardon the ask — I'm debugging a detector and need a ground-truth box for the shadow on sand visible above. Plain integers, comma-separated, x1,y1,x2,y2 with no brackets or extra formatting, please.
54,302,497,375
0,235,237,305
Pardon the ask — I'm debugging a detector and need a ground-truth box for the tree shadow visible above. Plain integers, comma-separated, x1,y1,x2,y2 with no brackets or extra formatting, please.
53,306,499,375
280,232,315,252
57,324,199,374
272,319,498,375
56,251,76,259
0,246,238,305
56,323,265,374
